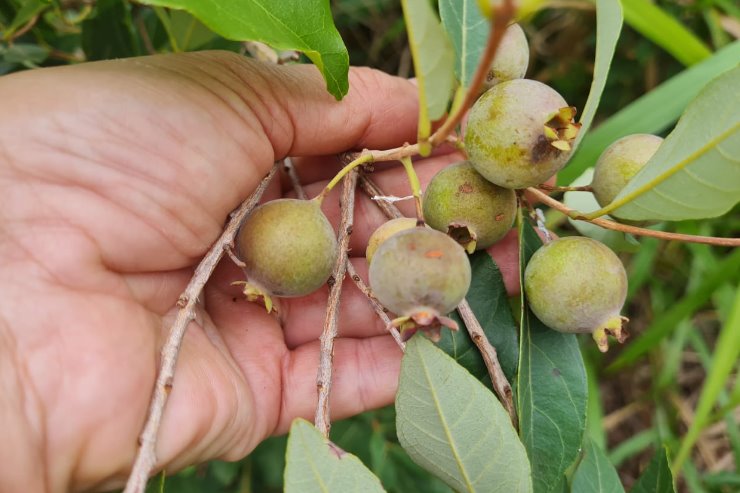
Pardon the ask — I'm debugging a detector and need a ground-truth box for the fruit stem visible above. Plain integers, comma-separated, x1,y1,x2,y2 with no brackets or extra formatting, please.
316,153,373,204
400,156,424,224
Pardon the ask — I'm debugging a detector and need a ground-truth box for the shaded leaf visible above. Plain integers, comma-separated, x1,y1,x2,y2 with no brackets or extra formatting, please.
604,67,740,221
561,41,740,185
284,419,385,493
439,251,519,382
396,335,532,493
141,0,349,99
630,448,675,493
439,0,487,89
81,0,140,60
572,439,625,493
3,0,49,40
401,0,455,145
572,0,623,151
517,220,588,493
2,42,49,64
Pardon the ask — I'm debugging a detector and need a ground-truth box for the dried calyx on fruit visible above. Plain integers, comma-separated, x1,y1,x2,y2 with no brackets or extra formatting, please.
369,227,471,341
591,133,663,213
236,198,337,311
366,217,419,264
524,236,629,352
465,79,581,189
482,23,529,90
423,161,516,252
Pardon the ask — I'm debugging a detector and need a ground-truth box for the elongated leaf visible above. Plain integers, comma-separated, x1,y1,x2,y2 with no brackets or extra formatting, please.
396,335,532,493
572,0,622,151
81,0,140,60
439,0,487,89
439,251,519,382
571,439,625,493
601,67,740,221
561,41,740,185
630,448,675,493
401,0,455,145
620,0,711,66
3,0,49,40
284,419,385,493
140,0,349,100
518,220,588,493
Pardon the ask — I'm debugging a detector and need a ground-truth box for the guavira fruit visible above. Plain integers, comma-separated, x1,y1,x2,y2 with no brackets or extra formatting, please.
366,217,419,265
523,236,628,352
236,198,337,308
483,23,529,90
464,79,580,189
422,161,516,252
591,133,663,211
369,227,472,341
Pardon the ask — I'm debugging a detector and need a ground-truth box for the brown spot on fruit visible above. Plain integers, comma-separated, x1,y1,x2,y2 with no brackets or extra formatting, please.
458,182,474,194
425,250,444,259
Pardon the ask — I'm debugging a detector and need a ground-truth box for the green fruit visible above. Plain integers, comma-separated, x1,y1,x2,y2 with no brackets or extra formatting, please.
369,228,471,338
483,23,529,89
366,217,419,264
423,161,516,252
465,79,580,189
236,198,337,298
524,236,628,352
592,133,663,210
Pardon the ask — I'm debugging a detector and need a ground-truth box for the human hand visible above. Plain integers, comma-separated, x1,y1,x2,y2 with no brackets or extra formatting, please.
0,51,522,492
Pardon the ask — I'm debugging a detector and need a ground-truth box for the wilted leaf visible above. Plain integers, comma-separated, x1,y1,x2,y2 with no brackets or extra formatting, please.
396,335,532,493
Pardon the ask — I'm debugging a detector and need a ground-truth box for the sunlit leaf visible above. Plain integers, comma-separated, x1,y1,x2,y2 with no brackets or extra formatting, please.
284,419,385,493
396,335,532,493
601,67,740,221
571,439,625,493
140,0,349,99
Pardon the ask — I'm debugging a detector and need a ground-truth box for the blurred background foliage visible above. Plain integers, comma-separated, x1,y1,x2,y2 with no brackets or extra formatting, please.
1,0,738,492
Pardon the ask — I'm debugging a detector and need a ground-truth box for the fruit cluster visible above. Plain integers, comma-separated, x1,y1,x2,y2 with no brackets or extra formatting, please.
233,23,663,351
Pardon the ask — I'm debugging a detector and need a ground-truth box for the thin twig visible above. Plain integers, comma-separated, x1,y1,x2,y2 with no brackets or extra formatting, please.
457,299,518,429
527,187,740,247
283,158,307,200
538,184,593,193
123,162,280,493
358,175,403,220
5,13,41,42
314,169,358,437
346,261,405,351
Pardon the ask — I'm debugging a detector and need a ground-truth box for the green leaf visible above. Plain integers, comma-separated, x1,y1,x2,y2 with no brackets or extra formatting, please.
560,41,740,185
563,168,640,253
517,220,588,493
438,251,519,382
571,439,625,493
620,0,711,66
439,0,487,90
673,287,740,471
81,0,140,60
1,42,48,64
141,0,349,100
3,0,49,40
630,448,675,493
401,0,455,144
284,419,385,493
601,67,740,221
572,0,622,152
396,335,532,493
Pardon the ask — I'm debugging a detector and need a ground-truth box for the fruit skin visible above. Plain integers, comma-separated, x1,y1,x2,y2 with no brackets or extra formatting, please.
236,198,337,297
524,236,628,352
423,161,516,252
592,133,663,210
366,217,419,264
483,23,529,89
369,227,471,324
465,79,579,189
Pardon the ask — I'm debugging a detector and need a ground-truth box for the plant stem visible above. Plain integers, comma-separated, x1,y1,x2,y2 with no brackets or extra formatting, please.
526,187,740,247
359,175,405,220
316,153,372,203
538,184,593,193
123,162,280,493
427,0,516,147
283,157,307,200
400,156,424,224
315,169,358,437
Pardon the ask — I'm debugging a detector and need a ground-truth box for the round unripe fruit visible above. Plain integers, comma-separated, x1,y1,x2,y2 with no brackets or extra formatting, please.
483,23,529,90
524,236,628,351
465,79,580,189
592,133,663,210
423,161,516,252
369,228,471,319
366,217,419,264
236,199,337,297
